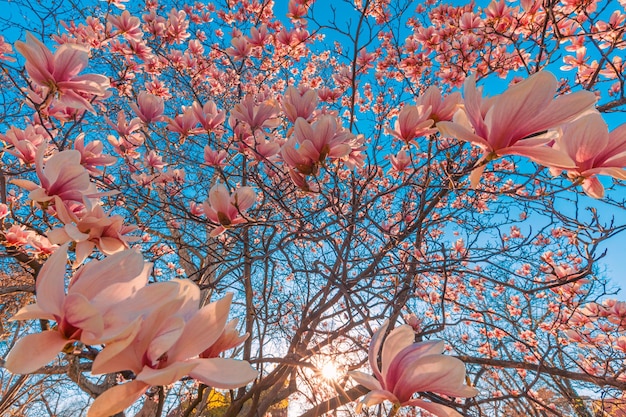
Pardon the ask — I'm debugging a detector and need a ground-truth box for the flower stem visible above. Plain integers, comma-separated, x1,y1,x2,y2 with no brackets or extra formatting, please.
387,403,401,417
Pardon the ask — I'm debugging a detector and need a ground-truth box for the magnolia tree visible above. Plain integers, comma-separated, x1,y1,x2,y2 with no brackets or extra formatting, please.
0,0,625,416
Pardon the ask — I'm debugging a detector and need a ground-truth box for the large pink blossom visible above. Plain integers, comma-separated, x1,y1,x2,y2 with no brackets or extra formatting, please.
12,147,98,206
202,183,256,237
552,113,626,198
15,33,110,113
88,284,257,417
4,245,149,374
349,321,478,416
438,71,596,185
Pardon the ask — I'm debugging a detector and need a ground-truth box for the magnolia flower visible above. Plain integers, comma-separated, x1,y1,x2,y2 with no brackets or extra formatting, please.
552,113,626,199
12,147,98,206
282,86,318,123
202,183,256,237
349,321,478,417
130,91,164,124
88,285,257,417
387,104,435,143
438,71,596,186
1,124,48,165
48,200,137,266
4,245,149,374
74,134,117,175
15,33,110,113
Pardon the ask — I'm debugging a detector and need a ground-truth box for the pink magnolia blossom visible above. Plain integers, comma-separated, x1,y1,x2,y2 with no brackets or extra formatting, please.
12,147,98,206
4,245,148,374
166,106,200,139
204,146,228,167
48,200,137,266
202,184,256,237
107,10,143,42
192,100,226,133
415,86,462,123
74,133,117,175
349,321,478,417
1,124,49,165
130,91,164,124
282,86,318,123
437,71,597,186
389,149,411,173
387,104,435,144
231,95,280,131
88,286,257,417
552,113,626,199
15,33,110,113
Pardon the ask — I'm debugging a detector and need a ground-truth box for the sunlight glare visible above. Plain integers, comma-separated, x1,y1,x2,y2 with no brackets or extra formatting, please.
320,362,340,380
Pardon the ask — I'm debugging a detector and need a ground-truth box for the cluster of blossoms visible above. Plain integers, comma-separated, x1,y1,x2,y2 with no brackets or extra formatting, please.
389,70,626,199
4,245,257,417
1,1,625,414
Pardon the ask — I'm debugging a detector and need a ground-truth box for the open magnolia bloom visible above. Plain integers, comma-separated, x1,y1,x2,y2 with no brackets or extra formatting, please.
88,284,257,417
552,113,626,199
15,33,110,113
4,244,149,374
349,321,478,417
437,71,596,186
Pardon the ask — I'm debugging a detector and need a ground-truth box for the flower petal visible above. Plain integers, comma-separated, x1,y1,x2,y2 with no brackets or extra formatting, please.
168,294,233,362
188,357,258,389
87,380,148,417
36,243,69,317
348,371,383,391
381,325,415,380
136,362,197,386
4,331,69,374
405,398,465,417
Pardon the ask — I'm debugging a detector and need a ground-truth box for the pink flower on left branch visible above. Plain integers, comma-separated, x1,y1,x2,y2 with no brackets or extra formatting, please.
88,286,257,417
11,147,99,208
15,33,110,113
349,320,478,417
4,244,149,374
203,183,256,237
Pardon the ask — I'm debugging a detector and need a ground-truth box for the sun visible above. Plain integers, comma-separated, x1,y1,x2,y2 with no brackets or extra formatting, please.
320,361,340,380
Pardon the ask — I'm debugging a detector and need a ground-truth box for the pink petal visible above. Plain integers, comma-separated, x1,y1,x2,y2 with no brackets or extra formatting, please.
146,316,185,364
168,294,233,362
64,292,104,337
69,249,145,301
582,176,605,199
136,362,197,386
500,145,576,169
36,243,69,317
437,121,491,150
381,325,415,380
87,380,148,417
90,319,143,375
188,357,258,389
52,43,88,81
4,331,69,374
14,33,54,86
405,398,465,417
208,183,231,215
486,72,556,148
357,389,398,412
368,321,389,383
393,355,477,402
11,303,54,321
233,187,256,211
386,340,444,389
348,371,383,391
